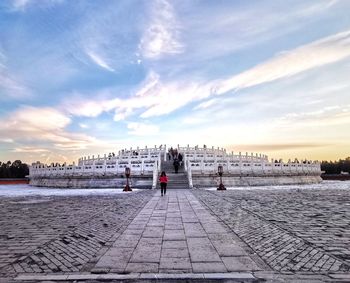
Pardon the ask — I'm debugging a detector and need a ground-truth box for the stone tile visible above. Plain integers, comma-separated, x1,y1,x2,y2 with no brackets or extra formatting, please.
142,226,164,238
152,210,167,216
167,212,182,218
192,262,227,273
129,246,161,263
161,248,189,258
208,234,247,256
163,240,187,249
94,247,133,269
127,224,147,230
122,229,144,236
113,234,141,248
125,262,159,273
138,237,162,246
165,223,184,230
222,256,261,272
183,223,207,238
187,237,221,262
163,229,186,240
149,216,166,221
132,218,150,224
201,223,227,234
160,257,191,270
147,220,165,227
204,272,256,279
165,217,182,224
212,243,247,257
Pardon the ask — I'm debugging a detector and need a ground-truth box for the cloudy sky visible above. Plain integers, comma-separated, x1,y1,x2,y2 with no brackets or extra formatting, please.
0,0,350,164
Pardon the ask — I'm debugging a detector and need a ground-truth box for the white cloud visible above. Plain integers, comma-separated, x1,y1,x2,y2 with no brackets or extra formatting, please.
278,104,350,127
11,0,64,11
86,50,115,72
216,29,350,94
193,99,218,110
0,64,31,99
0,106,98,151
135,71,160,97
63,96,121,117
12,0,31,10
9,106,71,131
139,82,211,118
139,0,184,59
13,147,49,153
79,123,89,129
0,138,14,143
114,108,133,122
61,30,350,122
127,122,159,136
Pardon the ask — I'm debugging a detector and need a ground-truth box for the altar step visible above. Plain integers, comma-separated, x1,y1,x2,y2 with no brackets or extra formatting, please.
158,157,189,190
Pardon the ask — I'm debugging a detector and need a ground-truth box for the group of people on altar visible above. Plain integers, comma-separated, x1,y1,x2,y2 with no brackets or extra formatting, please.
168,147,183,174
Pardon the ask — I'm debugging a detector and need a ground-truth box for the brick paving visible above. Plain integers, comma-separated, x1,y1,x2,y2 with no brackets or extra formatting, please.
193,187,350,274
0,190,153,278
0,185,350,282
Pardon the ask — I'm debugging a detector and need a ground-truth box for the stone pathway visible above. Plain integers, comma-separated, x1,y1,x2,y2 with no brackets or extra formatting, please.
3,186,350,282
92,189,261,274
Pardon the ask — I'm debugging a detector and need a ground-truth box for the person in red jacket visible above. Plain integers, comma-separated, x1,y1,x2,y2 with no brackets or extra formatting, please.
159,171,168,196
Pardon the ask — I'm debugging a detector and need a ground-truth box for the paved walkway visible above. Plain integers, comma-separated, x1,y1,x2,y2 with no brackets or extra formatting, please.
92,189,261,274
6,186,350,282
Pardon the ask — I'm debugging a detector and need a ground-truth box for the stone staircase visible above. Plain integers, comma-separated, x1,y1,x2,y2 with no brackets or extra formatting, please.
157,155,190,190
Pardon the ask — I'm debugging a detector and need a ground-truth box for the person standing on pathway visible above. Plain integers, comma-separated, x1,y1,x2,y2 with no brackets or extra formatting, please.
159,171,168,196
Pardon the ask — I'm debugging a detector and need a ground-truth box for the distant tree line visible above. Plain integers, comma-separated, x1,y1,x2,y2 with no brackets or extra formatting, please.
0,160,29,178
321,157,350,174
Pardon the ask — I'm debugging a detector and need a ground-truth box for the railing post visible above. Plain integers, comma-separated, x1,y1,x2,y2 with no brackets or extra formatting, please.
187,160,193,189
152,164,158,189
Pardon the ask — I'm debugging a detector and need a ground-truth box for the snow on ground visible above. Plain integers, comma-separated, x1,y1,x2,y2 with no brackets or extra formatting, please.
0,184,138,197
1,181,349,197
206,180,350,191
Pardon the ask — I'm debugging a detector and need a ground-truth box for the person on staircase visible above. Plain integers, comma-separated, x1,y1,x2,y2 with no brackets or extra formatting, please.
178,153,183,167
173,158,180,173
159,171,168,196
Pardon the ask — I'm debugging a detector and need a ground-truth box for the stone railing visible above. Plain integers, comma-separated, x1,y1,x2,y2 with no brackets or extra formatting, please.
30,154,161,177
187,159,321,176
176,145,229,156
78,145,166,166
175,144,269,161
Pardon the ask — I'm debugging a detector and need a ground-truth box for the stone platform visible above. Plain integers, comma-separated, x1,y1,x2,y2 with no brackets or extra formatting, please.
1,185,350,282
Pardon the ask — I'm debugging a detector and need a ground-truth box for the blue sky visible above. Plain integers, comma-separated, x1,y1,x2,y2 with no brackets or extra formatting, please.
1,0,350,164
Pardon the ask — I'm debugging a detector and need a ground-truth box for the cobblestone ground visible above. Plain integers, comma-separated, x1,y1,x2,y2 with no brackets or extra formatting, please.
0,190,153,279
193,187,350,274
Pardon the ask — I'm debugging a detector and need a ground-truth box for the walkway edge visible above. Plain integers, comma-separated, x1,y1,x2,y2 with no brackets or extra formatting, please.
15,272,257,281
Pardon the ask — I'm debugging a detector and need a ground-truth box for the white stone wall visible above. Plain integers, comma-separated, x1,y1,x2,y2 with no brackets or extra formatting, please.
29,175,153,189
191,175,322,188
187,160,321,176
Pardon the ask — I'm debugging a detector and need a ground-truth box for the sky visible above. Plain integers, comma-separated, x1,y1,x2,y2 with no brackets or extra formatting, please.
0,0,350,164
